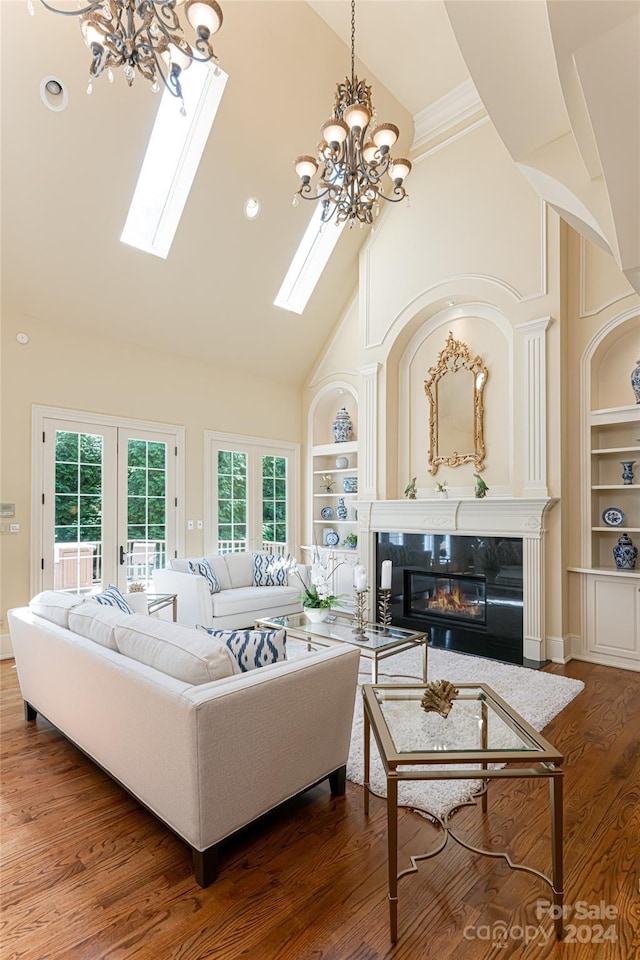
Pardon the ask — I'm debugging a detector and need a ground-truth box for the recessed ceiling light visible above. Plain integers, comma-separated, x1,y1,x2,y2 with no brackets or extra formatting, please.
40,75,68,112
16,332,29,344
243,197,261,220
446,299,456,307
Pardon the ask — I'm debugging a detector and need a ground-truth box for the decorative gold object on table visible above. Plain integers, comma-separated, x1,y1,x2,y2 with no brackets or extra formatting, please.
420,679,459,718
129,582,145,593
378,589,392,635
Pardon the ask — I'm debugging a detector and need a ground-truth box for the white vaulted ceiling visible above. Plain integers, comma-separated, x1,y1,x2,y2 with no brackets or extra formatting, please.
1,1,638,387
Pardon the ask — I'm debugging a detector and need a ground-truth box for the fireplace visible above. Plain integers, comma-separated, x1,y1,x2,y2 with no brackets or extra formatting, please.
405,571,487,626
377,532,525,664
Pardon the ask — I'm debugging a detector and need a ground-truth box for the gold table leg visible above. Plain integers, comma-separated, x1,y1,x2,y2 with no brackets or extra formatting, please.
363,700,370,817
387,771,398,943
550,769,564,939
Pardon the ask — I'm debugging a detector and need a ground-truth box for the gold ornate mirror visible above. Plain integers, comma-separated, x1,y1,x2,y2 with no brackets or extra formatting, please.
424,332,487,475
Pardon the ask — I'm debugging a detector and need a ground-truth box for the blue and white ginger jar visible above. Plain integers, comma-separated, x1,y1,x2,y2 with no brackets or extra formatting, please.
613,533,637,570
332,407,353,443
631,360,640,404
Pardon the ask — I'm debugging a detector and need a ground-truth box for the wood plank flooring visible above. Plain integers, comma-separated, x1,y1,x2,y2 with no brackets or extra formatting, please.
1,657,639,960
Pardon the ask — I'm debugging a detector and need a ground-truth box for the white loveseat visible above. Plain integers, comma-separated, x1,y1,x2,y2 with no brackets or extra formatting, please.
8,592,360,887
153,552,303,629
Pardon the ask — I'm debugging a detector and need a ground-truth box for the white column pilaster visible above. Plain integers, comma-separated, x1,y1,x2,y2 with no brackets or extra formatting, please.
516,316,552,497
359,363,380,500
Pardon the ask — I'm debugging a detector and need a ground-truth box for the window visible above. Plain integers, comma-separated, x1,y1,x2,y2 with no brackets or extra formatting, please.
274,204,345,314
206,433,299,555
121,62,228,259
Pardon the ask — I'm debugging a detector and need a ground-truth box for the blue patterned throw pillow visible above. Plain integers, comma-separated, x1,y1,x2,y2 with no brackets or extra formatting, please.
201,627,286,672
188,558,221,594
252,552,292,587
92,584,134,614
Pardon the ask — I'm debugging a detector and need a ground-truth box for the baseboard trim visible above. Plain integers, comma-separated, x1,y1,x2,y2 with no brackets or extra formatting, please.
0,633,14,660
546,634,573,664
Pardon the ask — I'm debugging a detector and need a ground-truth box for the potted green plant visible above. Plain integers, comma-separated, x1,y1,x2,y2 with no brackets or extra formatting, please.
436,479,448,499
343,533,358,550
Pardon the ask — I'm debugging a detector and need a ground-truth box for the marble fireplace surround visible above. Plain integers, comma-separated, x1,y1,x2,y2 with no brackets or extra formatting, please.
357,498,558,663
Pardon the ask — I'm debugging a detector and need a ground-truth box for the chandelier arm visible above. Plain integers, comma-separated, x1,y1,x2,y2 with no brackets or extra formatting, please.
38,0,101,16
140,0,216,65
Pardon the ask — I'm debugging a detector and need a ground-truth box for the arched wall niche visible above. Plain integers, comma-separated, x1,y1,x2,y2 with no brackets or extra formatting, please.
384,301,514,499
308,380,359,447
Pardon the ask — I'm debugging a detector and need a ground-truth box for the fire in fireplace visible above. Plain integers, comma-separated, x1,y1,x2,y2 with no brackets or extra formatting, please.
404,571,487,626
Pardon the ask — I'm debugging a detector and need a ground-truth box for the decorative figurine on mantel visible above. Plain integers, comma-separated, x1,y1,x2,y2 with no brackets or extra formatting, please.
436,480,448,499
474,473,489,499
404,477,417,499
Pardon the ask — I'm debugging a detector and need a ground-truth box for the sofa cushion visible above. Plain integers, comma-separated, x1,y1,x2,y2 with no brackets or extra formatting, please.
200,627,287,673
187,558,221,595
93,584,134,614
114,615,238,684
206,556,232,591
68,602,133,651
223,552,255,589
29,590,85,628
210,585,300,618
252,552,292,587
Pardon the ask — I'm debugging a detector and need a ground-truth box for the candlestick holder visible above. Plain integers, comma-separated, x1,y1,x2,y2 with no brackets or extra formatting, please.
353,588,368,635
378,589,392,635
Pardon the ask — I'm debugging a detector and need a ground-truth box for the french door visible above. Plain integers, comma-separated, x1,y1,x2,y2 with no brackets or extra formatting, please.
205,432,299,555
36,411,181,594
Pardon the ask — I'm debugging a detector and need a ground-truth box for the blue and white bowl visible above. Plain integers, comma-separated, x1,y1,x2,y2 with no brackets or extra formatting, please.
343,476,358,493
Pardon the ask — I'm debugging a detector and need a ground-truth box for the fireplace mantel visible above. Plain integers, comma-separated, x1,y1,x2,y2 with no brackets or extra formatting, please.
357,498,557,539
357,498,558,664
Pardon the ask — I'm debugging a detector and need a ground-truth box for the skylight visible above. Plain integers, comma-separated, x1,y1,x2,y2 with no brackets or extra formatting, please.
274,205,345,314
121,62,227,259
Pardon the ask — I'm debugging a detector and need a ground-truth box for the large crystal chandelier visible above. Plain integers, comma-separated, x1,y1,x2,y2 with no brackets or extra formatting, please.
293,0,411,226
29,0,223,101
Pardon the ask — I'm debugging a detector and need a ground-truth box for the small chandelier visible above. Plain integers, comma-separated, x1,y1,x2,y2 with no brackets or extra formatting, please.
293,0,411,226
29,0,223,102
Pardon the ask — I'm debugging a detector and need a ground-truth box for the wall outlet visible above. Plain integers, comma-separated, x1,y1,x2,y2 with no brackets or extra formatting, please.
187,520,194,530
197,520,203,529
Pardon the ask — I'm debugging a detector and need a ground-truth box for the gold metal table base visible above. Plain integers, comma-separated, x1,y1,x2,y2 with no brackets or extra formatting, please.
363,696,564,944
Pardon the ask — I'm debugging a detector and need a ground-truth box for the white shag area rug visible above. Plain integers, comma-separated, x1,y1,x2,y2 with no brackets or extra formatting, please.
292,641,585,820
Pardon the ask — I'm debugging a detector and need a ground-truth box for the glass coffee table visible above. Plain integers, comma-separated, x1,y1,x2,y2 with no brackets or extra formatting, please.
255,612,428,683
362,682,564,943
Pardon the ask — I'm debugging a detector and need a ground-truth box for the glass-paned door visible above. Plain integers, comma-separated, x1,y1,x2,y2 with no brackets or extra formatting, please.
262,455,288,552
123,435,172,585
207,434,298,556
41,417,178,593
51,428,112,592
217,449,248,552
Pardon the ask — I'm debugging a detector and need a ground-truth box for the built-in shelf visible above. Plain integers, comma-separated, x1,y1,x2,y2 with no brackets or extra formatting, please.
313,492,358,498
312,467,358,476
312,440,358,457
313,519,356,525
592,446,640,455
592,526,640,532
592,484,638,489
568,565,640,580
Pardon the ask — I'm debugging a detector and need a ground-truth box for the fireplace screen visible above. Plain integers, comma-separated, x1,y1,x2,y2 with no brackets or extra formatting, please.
404,571,486,626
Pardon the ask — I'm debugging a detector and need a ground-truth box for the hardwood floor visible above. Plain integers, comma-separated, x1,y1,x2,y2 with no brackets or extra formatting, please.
1,657,639,960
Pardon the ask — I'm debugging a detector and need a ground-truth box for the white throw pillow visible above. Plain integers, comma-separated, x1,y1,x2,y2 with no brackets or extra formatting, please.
200,626,287,673
114,615,237,684
29,590,85,628
69,602,132,651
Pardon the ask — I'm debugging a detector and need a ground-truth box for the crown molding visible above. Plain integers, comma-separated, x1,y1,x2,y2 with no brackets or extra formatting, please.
411,79,485,156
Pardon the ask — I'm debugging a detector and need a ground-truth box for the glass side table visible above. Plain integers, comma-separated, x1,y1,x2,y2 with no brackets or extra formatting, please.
146,593,177,622
362,682,564,943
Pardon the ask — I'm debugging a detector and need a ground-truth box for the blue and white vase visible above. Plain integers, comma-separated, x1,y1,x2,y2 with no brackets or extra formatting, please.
613,533,637,570
336,497,348,520
332,407,353,443
631,360,640,404
621,460,636,484
343,476,358,493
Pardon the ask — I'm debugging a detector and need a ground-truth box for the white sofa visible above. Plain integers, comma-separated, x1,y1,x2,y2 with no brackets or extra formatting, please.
153,552,304,629
8,592,360,887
